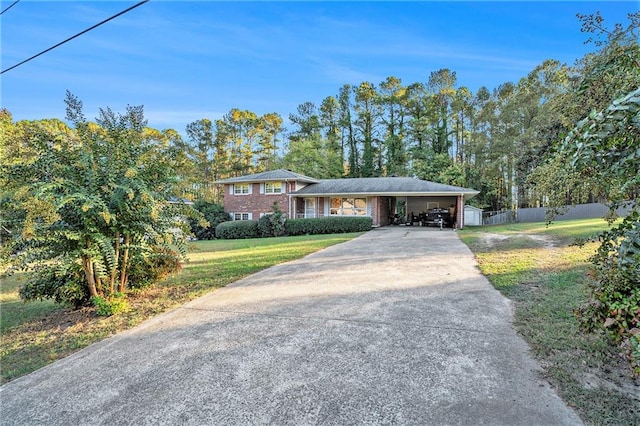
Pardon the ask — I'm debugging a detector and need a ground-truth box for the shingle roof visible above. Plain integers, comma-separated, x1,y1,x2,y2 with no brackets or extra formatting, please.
215,169,319,184
292,177,479,196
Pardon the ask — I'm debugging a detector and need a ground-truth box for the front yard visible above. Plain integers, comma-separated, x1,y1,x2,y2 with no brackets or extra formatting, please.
459,218,639,425
0,233,362,384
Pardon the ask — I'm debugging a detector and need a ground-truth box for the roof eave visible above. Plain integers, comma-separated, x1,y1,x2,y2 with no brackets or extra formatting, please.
291,191,480,197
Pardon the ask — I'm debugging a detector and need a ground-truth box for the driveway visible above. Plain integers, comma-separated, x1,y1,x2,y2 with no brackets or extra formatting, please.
1,227,582,425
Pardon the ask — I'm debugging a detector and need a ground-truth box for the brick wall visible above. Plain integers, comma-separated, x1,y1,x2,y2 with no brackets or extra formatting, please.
223,182,293,219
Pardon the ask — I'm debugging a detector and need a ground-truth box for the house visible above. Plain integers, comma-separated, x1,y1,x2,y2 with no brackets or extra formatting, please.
215,169,480,228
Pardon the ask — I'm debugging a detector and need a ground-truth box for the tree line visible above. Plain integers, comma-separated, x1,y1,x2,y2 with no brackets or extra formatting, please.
161,13,636,214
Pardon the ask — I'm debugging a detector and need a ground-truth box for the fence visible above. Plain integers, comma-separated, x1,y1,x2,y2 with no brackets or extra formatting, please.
481,202,633,226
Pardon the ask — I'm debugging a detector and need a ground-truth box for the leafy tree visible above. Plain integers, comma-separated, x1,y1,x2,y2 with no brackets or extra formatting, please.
354,81,382,177
542,12,640,374
427,68,457,156
379,76,408,176
319,96,342,161
1,93,202,308
283,134,343,179
338,84,358,176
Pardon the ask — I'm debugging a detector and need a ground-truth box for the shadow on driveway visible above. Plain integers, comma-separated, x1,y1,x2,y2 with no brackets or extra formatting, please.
0,227,582,425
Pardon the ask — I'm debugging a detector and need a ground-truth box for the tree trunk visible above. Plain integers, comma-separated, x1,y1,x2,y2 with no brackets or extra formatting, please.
110,231,120,294
118,234,130,293
82,256,99,298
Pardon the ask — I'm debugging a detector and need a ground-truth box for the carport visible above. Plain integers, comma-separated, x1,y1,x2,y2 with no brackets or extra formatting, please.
291,177,479,228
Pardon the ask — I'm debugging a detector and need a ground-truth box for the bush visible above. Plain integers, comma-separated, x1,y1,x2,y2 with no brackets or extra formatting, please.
127,246,183,289
189,201,231,240
19,259,90,308
215,220,259,239
257,204,286,238
92,293,130,316
575,211,640,375
285,216,372,236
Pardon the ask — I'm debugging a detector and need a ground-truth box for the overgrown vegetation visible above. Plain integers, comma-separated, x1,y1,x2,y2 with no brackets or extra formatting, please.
460,219,639,425
1,93,205,311
189,200,231,240
0,233,361,383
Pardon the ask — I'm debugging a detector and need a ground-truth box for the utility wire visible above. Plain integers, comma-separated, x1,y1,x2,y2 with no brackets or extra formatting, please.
0,0,20,15
1,0,149,74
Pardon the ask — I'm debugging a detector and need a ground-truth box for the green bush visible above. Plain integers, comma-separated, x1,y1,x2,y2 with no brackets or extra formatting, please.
575,211,640,375
285,216,372,236
257,204,286,237
189,201,231,240
92,293,130,317
19,259,90,308
127,246,183,289
215,220,259,239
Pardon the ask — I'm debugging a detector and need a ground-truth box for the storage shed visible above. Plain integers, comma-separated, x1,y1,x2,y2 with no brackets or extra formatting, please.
464,205,483,226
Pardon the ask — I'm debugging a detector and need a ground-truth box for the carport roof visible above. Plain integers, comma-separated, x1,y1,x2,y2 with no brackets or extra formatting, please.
292,177,479,197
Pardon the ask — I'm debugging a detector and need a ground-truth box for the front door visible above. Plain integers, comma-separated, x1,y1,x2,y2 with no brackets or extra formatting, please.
304,198,316,218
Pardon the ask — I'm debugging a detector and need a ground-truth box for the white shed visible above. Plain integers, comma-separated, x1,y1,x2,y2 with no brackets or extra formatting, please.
464,205,483,226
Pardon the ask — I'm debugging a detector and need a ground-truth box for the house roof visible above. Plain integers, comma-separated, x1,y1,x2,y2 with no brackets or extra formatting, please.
292,177,479,197
215,169,319,184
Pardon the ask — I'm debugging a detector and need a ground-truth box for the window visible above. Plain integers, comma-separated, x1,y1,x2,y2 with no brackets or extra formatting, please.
234,183,250,194
330,198,367,216
265,182,283,194
233,212,251,221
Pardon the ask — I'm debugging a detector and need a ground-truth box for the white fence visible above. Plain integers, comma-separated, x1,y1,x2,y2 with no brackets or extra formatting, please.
482,203,632,225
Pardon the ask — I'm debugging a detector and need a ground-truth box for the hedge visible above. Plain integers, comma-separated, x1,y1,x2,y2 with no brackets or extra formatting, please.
285,216,372,236
216,216,372,239
215,220,259,239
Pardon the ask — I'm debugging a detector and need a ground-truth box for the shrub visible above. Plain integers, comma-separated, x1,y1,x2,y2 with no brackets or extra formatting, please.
285,216,372,236
127,246,183,289
189,201,231,240
19,259,90,308
575,211,640,375
257,203,286,238
92,293,130,317
215,220,259,239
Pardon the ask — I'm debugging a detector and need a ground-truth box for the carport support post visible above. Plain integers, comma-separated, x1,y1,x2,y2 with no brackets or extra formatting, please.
457,194,464,230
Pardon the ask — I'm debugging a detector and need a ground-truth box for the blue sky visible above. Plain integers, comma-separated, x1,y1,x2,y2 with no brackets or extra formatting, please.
1,1,636,134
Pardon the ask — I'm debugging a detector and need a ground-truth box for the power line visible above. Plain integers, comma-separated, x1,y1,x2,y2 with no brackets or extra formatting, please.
1,0,149,75
0,0,20,15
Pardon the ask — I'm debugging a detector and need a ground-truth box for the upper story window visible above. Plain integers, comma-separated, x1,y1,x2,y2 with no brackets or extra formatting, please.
233,183,250,195
264,182,283,194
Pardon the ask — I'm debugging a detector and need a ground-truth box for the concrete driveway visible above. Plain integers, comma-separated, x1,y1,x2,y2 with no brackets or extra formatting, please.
1,227,582,425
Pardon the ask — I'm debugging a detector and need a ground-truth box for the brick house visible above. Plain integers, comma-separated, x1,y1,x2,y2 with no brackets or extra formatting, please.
215,169,479,229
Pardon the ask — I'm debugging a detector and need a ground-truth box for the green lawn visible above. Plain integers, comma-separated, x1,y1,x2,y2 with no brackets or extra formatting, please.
0,233,362,383
459,218,640,425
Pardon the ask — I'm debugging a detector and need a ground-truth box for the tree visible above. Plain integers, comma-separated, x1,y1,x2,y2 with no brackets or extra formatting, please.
427,69,457,156
1,93,201,309
319,96,343,165
283,134,343,179
379,76,408,176
540,12,640,374
353,81,381,177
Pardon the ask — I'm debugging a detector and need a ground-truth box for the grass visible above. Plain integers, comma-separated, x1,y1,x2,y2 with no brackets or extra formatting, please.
459,218,640,425
0,232,362,384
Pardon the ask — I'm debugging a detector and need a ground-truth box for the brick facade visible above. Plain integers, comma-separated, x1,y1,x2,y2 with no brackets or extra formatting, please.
223,182,294,220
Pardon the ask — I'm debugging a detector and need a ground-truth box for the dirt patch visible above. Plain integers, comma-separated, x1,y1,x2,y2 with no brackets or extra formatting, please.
478,233,558,249
478,233,511,248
